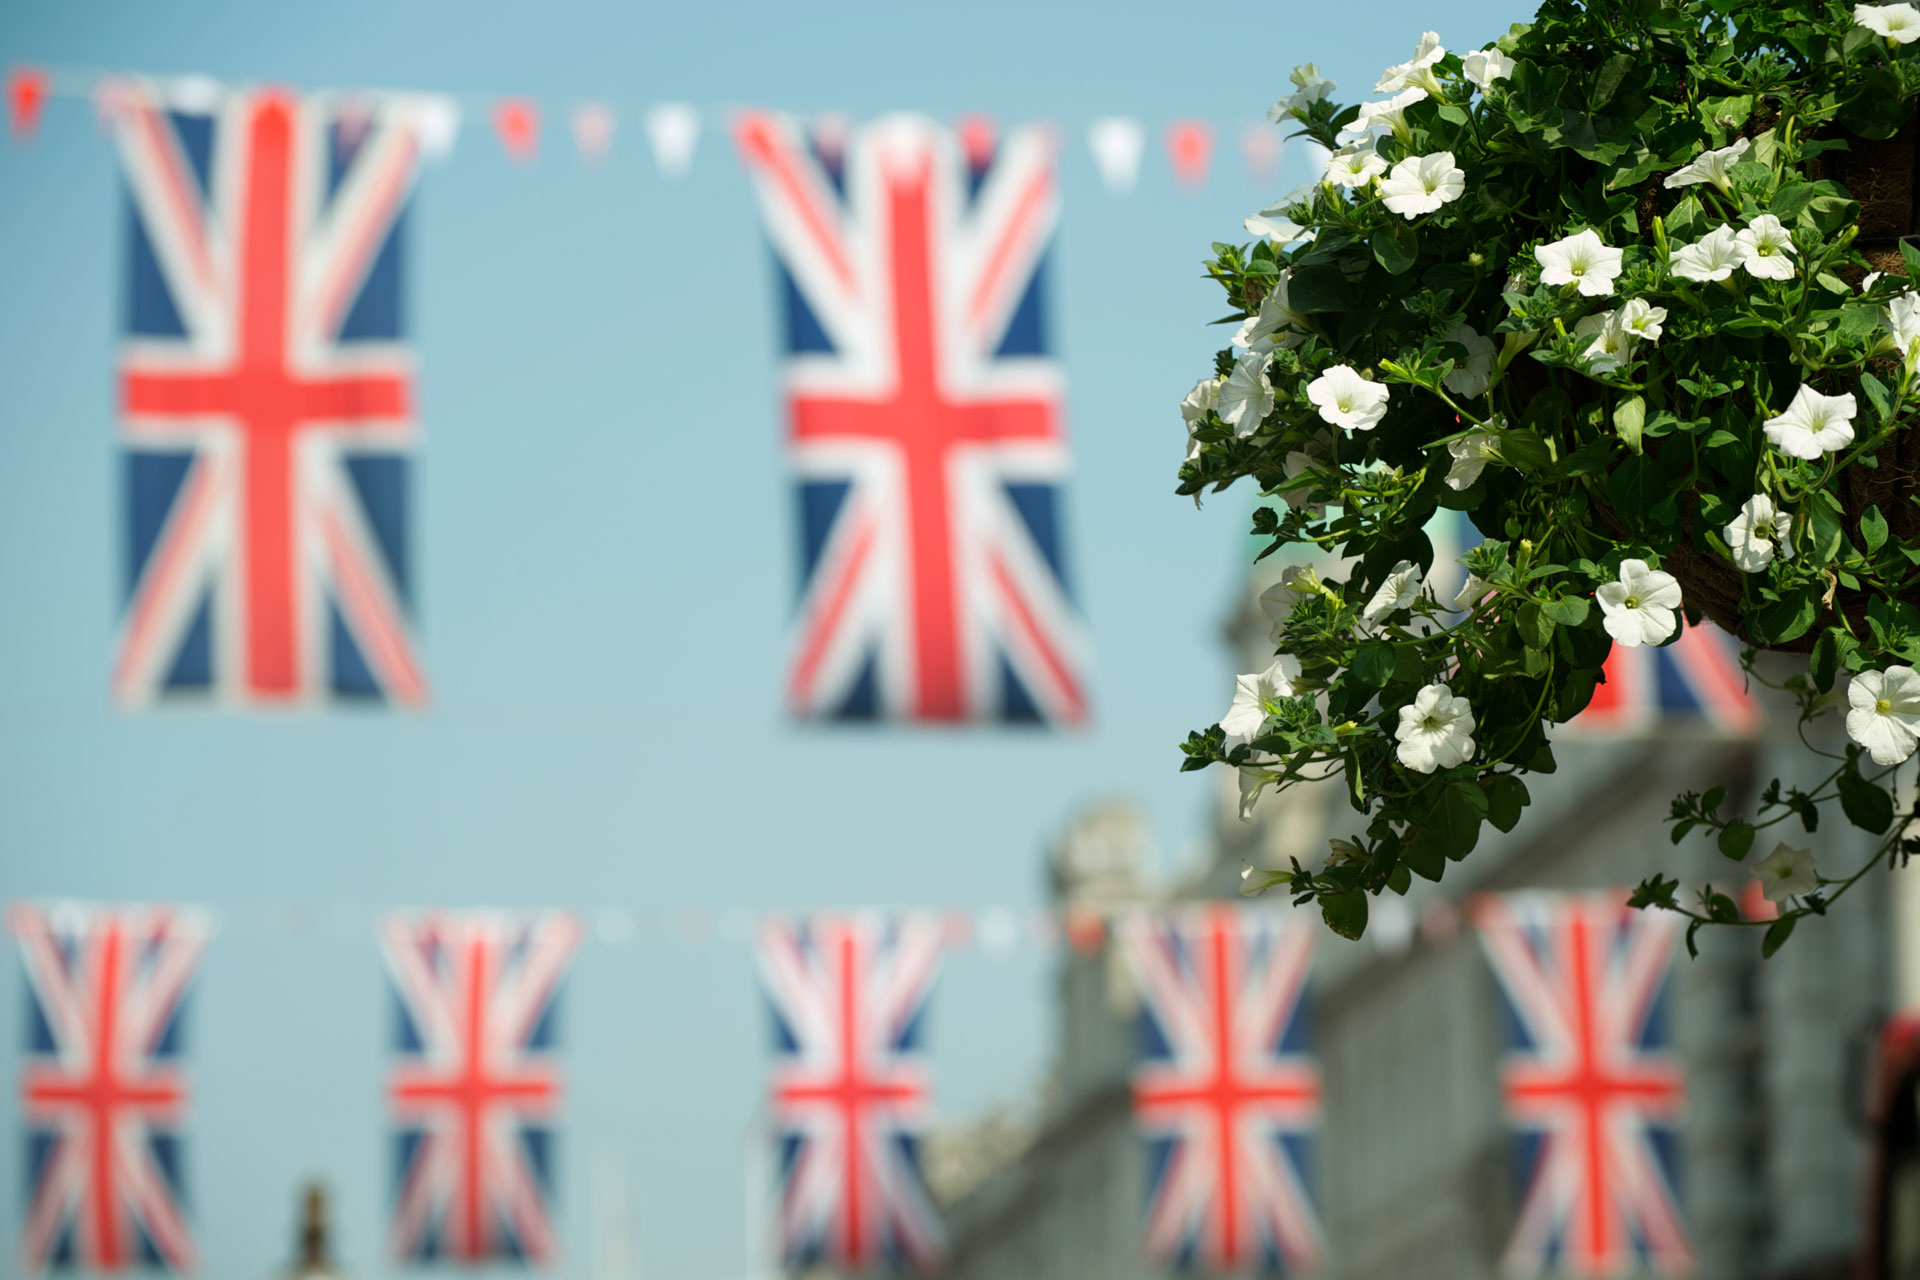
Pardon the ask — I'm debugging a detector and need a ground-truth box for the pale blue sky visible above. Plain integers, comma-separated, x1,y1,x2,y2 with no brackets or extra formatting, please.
0,2,1507,1275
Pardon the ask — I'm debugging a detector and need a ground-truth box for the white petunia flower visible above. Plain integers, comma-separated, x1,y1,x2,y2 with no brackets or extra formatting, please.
1856,2,1920,43
1452,571,1490,611
1180,376,1222,459
1662,137,1752,193
1441,323,1496,397
1363,559,1422,622
1245,205,1307,244
1217,352,1275,436
1847,665,1920,765
1763,385,1857,459
1616,298,1668,342
1220,655,1305,747
1670,225,1744,283
1270,64,1338,119
1238,761,1279,820
1445,430,1502,490
1234,277,1308,352
1535,229,1624,296
1279,449,1324,515
1307,364,1392,431
1723,494,1794,573
1736,214,1796,280
1337,87,1428,145
1325,140,1389,188
1395,682,1477,773
1260,566,1312,641
1380,151,1466,219
1865,271,1886,292
1462,47,1516,90
1754,843,1820,903
1595,558,1682,648
1574,310,1634,374
1376,30,1447,96
1884,292,1920,369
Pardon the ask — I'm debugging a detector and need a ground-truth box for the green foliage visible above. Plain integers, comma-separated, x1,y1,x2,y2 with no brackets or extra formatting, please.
1191,0,1920,951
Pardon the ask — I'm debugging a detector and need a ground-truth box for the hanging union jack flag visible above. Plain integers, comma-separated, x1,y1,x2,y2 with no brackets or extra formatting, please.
380,910,582,1265
110,79,428,709
1122,904,1322,1273
1477,893,1691,1277
758,913,946,1271
1567,622,1761,737
736,112,1089,725
11,902,209,1274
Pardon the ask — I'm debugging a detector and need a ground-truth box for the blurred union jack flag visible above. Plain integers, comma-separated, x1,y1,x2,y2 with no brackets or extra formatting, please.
110,80,428,709
1477,893,1690,1277
1568,623,1761,737
1122,905,1322,1273
380,910,581,1265
736,112,1088,725
12,902,208,1273
758,913,945,1271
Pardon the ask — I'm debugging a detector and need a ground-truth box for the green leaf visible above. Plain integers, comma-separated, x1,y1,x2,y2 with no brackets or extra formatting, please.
1372,220,1418,275
1386,861,1412,895
1810,629,1840,694
1839,765,1895,834
1770,183,1817,223
1350,643,1397,688
1540,596,1591,627
1286,262,1355,313
1320,890,1368,940
1401,828,1447,882
1762,915,1797,958
1863,371,1895,426
1433,782,1488,859
1499,427,1554,472
1752,594,1818,646
1482,775,1529,833
1808,499,1844,566
1902,237,1920,280
1613,395,1646,454
1518,603,1556,651
1863,506,1891,556
1608,454,1673,527
1717,820,1754,860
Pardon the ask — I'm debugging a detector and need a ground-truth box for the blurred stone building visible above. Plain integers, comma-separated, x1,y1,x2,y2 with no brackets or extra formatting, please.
925,560,1896,1280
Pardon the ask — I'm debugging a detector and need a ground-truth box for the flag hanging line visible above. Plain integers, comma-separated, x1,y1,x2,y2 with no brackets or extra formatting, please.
5,62,1289,192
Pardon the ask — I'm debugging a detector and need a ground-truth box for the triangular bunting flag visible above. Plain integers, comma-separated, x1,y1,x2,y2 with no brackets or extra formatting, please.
8,66,47,140
1241,122,1282,183
493,97,539,162
1165,119,1213,188
414,94,462,160
1087,116,1143,192
643,101,699,178
957,112,996,168
573,102,615,164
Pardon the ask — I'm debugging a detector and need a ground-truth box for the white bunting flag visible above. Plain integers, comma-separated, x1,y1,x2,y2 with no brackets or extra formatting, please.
573,102,616,164
643,101,700,178
415,94,463,161
1242,122,1283,183
1087,116,1144,192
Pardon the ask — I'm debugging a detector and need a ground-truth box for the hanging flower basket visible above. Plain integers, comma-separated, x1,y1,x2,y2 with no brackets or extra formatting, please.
1179,0,1920,951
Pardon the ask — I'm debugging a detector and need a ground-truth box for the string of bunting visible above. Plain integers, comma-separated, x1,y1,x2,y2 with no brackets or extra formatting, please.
3,62,1288,191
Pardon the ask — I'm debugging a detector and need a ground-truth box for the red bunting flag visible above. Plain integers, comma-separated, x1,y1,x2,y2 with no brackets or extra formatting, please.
957,112,996,169
1165,119,1213,188
493,97,539,162
9,66,48,140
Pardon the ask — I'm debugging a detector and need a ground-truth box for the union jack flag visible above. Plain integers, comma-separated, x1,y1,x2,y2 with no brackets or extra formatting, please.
380,910,581,1265
111,79,428,709
11,902,209,1273
1121,904,1322,1273
736,112,1088,725
1568,623,1761,737
1477,893,1691,1277
758,913,945,1271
